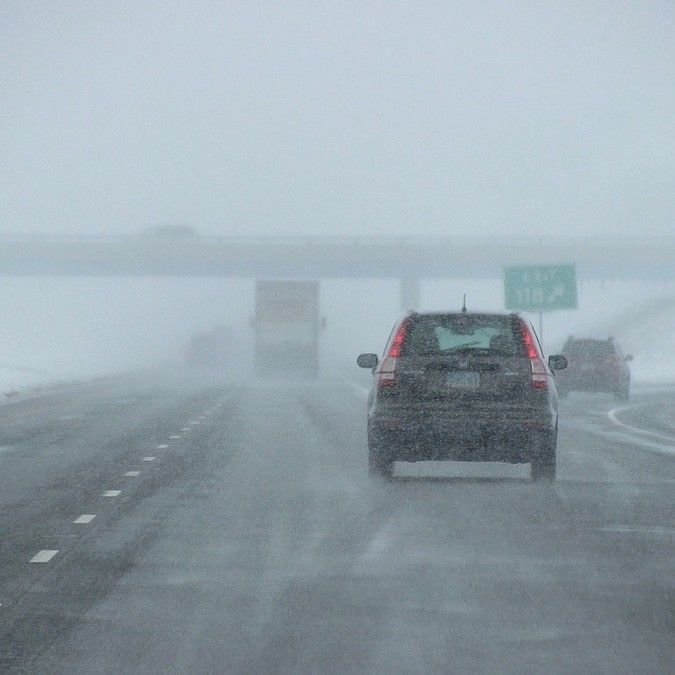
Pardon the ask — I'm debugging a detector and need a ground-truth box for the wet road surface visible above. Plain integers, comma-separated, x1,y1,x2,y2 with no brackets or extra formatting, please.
0,375,673,673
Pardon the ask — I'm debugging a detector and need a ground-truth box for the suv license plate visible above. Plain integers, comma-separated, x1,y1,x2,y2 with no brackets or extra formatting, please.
446,371,480,388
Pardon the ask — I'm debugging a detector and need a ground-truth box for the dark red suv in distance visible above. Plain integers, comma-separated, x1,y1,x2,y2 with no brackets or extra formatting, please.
555,337,632,401
357,312,568,481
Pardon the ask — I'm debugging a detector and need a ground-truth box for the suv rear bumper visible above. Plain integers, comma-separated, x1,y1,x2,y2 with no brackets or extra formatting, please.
369,408,555,464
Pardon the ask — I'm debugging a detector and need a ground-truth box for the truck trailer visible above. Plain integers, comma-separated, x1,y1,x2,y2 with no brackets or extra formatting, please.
253,280,321,377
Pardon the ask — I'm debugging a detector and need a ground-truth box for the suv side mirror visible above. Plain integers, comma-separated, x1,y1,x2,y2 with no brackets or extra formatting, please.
548,354,568,371
625,354,633,362
357,353,378,369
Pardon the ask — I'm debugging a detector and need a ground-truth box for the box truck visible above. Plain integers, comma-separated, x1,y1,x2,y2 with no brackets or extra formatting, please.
253,280,321,377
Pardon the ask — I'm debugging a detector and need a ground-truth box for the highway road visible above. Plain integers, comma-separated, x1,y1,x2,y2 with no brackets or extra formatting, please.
0,373,673,673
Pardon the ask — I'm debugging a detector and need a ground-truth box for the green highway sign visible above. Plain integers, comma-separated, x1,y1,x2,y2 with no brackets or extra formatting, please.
504,264,577,312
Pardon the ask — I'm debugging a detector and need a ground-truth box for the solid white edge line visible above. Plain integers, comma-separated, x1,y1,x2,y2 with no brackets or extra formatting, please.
30,549,58,563
74,514,96,524
568,421,675,457
598,524,674,534
607,405,675,444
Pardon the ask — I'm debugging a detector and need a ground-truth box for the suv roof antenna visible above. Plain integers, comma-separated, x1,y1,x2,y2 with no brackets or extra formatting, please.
461,294,467,313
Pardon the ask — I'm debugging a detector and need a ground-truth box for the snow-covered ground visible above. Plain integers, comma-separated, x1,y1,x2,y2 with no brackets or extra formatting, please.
1,277,673,393
0,278,254,393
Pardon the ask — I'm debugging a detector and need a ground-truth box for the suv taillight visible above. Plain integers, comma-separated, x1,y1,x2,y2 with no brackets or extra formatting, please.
518,320,549,390
377,356,397,387
376,319,410,389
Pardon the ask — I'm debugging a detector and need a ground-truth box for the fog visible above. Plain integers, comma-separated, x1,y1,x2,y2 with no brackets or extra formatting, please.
1,277,673,392
2,1,674,238
2,3,673,388
1,4,674,673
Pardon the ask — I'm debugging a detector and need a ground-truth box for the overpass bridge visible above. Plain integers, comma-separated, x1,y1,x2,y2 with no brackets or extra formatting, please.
1,234,673,308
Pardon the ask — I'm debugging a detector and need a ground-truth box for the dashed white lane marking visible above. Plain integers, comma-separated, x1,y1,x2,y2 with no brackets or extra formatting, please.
124,470,141,477
169,434,181,439
607,405,675,448
102,490,121,497
156,444,169,449
30,550,58,563
74,514,96,524
190,421,200,426
361,520,397,564
142,456,156,461
181,427,191,432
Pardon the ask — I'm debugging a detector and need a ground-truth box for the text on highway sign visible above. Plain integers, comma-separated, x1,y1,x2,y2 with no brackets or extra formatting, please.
504,264,577,311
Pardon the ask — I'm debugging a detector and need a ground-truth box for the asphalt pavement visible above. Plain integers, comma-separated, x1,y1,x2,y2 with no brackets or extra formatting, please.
0,373,673,674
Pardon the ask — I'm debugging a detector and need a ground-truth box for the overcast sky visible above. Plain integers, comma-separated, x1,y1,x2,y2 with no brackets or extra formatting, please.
1,1,674,238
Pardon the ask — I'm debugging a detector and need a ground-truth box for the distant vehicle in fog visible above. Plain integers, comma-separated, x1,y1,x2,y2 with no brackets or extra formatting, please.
358,311,568,481
555,337,632,401
252,280,322,377
184,325,232,369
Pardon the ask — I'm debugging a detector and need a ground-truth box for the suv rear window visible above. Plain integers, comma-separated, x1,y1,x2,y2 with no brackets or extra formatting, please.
403,315,522,357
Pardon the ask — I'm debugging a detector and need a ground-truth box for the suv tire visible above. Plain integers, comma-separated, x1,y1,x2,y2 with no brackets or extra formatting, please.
368,434,394,479
531,433,556,482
